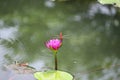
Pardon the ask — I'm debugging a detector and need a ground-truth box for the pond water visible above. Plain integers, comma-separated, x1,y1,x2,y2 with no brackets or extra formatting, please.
0,0,120,80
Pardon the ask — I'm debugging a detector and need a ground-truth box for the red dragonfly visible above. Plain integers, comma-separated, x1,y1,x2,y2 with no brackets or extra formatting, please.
53,32,70,40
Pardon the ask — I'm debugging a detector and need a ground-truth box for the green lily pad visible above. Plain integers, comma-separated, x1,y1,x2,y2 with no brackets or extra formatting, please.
98,0,120,7
34,70,73,80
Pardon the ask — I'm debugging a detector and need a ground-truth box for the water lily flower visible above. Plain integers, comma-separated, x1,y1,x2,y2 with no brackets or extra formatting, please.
45,38,62,52
45,32,63,52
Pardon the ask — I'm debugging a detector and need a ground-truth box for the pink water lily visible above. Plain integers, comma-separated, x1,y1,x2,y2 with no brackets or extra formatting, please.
45,38,62,52
45,32,63,52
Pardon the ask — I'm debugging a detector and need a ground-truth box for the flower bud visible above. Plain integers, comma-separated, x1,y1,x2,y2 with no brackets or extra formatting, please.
45,38,62,52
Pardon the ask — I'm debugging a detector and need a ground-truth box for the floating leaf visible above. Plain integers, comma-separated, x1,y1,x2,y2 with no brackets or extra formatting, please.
34,70,73,80
98,0,120,7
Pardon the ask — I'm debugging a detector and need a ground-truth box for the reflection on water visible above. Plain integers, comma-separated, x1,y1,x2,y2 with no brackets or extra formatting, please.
0,70,35,80
74,57,120,80
88,3,116,17
0,27,18,42
0,0,120,80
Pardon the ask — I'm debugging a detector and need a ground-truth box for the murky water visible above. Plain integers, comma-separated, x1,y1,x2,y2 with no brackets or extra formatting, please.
0,0,120,80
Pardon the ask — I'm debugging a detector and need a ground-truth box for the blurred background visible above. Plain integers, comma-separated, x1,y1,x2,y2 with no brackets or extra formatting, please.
0,0,120,80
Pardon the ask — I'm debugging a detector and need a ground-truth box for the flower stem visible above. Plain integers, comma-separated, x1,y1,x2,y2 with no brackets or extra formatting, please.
54,52,58,70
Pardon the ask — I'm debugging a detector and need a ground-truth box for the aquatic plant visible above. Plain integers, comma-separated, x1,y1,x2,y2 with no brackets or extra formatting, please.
98,0,120,7
34,32,73,80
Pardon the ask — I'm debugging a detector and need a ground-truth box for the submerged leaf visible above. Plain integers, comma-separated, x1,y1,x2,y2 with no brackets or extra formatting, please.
34,70,73,80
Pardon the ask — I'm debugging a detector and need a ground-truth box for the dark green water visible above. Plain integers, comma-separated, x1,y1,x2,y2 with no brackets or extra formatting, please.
0,0,120,80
